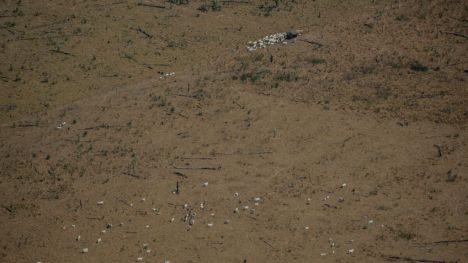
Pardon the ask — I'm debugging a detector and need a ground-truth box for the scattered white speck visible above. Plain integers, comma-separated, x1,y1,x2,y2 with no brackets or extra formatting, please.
97,201,104,205
97,237,101,244
305,226,309,230
210,213,215,216
243,206,249,210
329,238,335,247
254,202,259,206
57,121,66,129
81,248,89,253
200,203,204,209
368,220,374,224
224,219,230,224
170,217,175,222
130,203,134,207
233,208,239,213
164,260,170,263
141,198,146,202
71,224,76,228
145,225,150,228
348,249,354,254
234,192,239,197
159,72,175,79
254,197,261,202
202,182,209,187
341,183,347,188
101,229,106,234
76,235,81,241
207,223,214,227
320,253,327,256
146,249,151,253
137,257,143,261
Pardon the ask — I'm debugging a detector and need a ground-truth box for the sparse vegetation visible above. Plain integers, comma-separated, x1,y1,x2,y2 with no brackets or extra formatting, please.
398,231,416,240
306,58,326,65
410,62,428,72
0,1,466,262
149,94,167,107
169,0,190,5
274,71,298,82
199,0,222,12
240,71,264,82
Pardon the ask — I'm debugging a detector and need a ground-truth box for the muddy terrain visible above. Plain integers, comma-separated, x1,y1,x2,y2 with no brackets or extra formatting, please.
1,0,467,262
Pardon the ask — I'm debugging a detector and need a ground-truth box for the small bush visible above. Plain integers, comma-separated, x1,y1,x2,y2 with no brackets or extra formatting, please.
240,72,261,82
199,0,221,12
169,0,190,5
275,71,298,82
306,58,326,65
410,62,428,72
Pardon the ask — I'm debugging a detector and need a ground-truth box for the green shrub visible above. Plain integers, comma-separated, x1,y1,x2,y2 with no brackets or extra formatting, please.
410,62,428,72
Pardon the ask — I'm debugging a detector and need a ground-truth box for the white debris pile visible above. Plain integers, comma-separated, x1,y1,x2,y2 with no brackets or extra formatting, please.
246,31,299,51
159,72,175,79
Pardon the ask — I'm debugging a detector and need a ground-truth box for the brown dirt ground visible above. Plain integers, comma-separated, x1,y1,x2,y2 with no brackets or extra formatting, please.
1,0,467,262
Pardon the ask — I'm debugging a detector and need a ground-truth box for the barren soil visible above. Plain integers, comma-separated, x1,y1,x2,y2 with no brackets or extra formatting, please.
1,1,467,262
